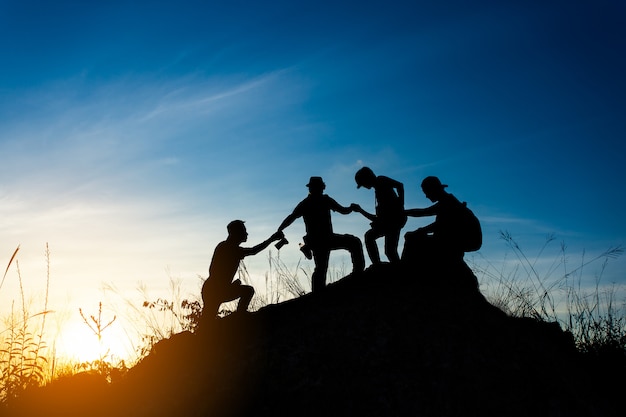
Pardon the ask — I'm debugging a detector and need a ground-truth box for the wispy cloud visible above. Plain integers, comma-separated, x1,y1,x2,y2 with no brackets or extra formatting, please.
0,70,310,307
136,70,291,123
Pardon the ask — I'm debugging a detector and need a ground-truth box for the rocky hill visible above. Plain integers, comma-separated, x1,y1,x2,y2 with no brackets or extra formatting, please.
5,260,624,417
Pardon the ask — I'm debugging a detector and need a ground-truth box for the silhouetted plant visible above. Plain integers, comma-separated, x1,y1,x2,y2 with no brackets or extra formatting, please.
259,250,309,307
77,301,128,382
103,277,202,359
0,245,20,292
133,297,202,357
257,250,353,308
142,297,202,333
79,302,116,342
73,357,129,383
469,231,625,355
232,250,345,311
0,305,49,401
564,266,626,356
0,245,52,402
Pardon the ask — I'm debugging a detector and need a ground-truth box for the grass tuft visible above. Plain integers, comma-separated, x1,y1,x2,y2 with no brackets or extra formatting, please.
469,231,625,355
0,245,52,402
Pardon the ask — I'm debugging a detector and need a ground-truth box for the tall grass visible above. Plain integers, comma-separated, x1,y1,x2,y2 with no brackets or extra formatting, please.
236,250,347,311
2,235,623,404
256,250,309,308
102,277,202,358
1,245,130,402
469,231,625,354
0,245,53,402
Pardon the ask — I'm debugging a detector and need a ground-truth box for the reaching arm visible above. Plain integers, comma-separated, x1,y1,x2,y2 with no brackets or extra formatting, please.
405,203,438,218
242,231,284,257
277,211,299,232
329,197,353,215
405,222,436,237
405,208,429,217
350,203,376,221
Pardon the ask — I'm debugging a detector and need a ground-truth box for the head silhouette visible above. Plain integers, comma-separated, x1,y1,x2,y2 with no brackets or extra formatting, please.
421,176,448,202
355,167,376,189
306,176,326,195
227,220,248,243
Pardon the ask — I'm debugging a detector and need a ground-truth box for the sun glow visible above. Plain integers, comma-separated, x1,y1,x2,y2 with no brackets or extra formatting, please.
54,319,136,364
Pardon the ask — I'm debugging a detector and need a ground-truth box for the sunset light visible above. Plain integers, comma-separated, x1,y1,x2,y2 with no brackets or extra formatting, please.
54,319,135,365
0,0,624,414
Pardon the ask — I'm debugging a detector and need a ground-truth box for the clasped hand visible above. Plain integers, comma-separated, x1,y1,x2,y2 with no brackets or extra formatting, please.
271,231,285,241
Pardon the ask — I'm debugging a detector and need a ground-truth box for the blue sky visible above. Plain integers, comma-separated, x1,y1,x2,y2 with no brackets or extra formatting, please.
1,0,625,358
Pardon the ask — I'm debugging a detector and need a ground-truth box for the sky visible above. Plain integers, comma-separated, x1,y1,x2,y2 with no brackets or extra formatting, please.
1,0,625,361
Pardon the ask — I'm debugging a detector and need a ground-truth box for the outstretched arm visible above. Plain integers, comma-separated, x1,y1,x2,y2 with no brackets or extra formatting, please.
277,211,299,232
405,222,436,237
350,203,376,221
405,203,438,218
329,197,354,215
242,231,284,257
405,208,428,217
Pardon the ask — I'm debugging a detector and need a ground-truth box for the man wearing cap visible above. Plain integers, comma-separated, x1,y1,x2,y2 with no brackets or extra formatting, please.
202,220,284,319
276,177,365,292
351,166,406,266
403,176,476,261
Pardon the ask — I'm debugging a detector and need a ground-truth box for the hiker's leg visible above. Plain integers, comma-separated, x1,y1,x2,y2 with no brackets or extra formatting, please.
201,280,221,318
236,284,255,312
364,228,383,264
384,226,402,263
219,282,255,313
331,234,365,274
201,299,221,320
311,247,330,292
401,231,416,261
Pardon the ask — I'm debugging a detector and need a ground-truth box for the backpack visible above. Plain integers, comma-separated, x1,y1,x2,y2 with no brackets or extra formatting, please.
458,202,482,252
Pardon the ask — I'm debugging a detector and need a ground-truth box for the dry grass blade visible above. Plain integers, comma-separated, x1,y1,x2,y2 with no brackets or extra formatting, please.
1,245,20,292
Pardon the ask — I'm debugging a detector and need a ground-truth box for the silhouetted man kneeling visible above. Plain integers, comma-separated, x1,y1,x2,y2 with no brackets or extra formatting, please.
277,177,365,292
202,220,283,319
403,176,482,264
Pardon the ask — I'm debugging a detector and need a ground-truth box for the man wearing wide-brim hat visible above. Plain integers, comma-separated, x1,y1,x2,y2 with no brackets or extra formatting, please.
276,176,365,292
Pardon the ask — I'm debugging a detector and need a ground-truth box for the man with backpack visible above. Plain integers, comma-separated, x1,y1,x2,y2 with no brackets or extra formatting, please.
402,176,482,263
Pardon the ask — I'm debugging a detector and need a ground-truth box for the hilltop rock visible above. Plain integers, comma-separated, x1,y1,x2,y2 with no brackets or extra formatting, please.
5,261,624,417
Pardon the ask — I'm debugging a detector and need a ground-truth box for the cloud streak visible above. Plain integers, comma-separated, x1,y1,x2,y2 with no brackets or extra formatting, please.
0,66,332,316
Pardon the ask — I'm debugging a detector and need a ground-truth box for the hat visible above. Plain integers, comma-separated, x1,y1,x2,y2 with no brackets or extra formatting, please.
306,176,325,188
421,176,448,190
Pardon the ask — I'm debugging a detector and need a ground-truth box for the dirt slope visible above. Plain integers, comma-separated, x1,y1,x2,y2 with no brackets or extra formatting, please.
5,261,623,417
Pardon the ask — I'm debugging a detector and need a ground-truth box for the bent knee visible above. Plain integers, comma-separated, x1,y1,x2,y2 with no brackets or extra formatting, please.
349,234,363,246
364,230,375,242
344,233,360,245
